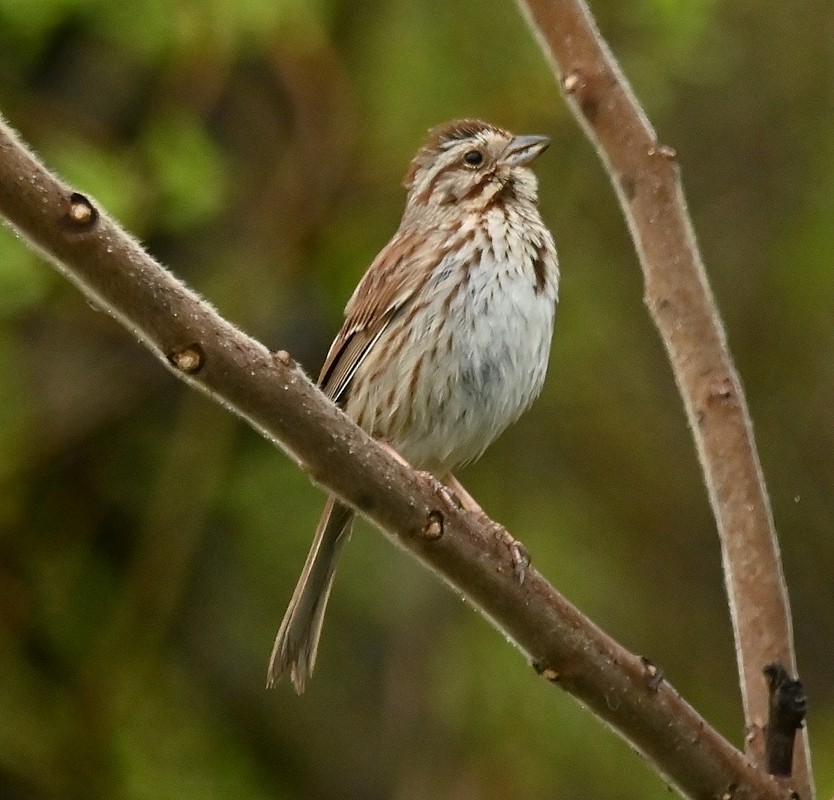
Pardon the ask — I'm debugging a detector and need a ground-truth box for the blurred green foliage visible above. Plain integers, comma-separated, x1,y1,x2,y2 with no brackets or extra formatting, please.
1,0,833,798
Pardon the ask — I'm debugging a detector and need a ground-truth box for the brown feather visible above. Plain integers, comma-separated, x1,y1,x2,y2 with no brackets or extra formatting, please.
317,228,435,403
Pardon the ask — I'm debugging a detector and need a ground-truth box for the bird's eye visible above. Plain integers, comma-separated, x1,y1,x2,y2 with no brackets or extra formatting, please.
463,149,483,167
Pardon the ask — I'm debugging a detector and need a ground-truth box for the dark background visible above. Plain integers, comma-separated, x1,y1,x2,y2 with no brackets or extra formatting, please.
1,0,832,797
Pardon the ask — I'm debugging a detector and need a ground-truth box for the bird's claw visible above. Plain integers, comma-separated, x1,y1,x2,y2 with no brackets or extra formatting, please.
494,523,530,585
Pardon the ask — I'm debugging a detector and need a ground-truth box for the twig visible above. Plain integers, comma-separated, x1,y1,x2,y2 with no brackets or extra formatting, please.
515,0,812,796
0,113,795,800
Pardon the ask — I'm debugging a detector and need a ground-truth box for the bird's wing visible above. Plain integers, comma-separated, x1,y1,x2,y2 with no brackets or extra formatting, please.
318,228,433,404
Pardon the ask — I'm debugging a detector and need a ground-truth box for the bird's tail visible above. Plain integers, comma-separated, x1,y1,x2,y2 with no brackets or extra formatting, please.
267,497,354,692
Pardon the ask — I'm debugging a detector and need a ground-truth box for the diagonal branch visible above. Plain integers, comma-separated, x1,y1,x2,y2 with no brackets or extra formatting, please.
0,111,797,800
515,0,812,796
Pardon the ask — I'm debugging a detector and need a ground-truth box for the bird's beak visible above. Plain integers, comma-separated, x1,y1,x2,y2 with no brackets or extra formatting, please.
503,134,550,166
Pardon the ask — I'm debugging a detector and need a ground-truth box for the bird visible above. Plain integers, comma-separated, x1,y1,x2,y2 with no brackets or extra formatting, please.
268,118,559,692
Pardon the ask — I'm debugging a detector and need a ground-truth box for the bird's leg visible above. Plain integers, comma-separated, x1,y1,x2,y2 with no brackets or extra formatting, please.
439,473,485,515
441,474,530,585
378,441,412,468
379,441,450,498
376,445,529,584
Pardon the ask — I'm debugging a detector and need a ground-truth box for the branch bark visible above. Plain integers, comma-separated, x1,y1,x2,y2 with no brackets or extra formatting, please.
515,0,812,796
0,112,798,800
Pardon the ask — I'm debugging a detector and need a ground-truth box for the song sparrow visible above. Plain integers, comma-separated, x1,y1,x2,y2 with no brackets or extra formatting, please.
268,119,559,692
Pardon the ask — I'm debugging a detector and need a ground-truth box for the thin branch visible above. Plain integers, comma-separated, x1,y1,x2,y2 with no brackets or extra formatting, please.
0,114,795,800
515,0,812,796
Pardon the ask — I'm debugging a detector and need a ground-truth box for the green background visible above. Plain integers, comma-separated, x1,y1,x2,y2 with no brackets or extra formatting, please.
1,0,832,797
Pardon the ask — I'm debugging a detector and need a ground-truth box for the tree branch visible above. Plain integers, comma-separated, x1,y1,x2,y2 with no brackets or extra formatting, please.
0,110,795,800
514,0,812,796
